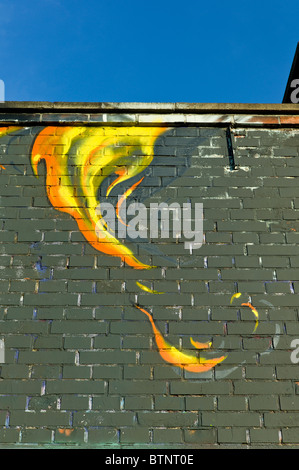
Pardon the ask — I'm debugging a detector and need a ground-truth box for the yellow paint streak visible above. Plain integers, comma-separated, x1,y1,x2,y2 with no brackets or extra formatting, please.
190,337,212,350
230,292,242,304
135,304,226,373
136,281,164,294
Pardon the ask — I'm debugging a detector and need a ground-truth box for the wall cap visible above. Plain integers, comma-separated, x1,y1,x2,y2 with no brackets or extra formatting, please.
0,101,299,114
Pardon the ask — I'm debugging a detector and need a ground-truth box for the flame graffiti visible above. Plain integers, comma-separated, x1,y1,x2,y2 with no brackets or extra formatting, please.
230,293,259,333
30,125,166,270
241,302,259,332
0,126,268,375
135,304,227,373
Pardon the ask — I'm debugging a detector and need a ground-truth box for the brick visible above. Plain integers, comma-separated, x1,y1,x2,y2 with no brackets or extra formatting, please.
154,396,185,411
124,365,151,379
87,428,119,445
250,428,280,444
153,428,182,444
21,428,53,444
93,365,122,379
28,395,58,411
217,396,247,411
46,379,105,394
31,365,61,379
137,411,198,427
249,396,279,411
60,396,89,410
23,293,78,306
170,381,232,395
10,411,70,426
201,411,260,427
80,350,136,365
62,365,91,379
185,397,215,411
51,320,107,334
0,379,42,394
120,427,150,444
217,221,268,232
73,411,134,427
92,396,121,410
0,429,20,443
234,381,293,395
18,350,75,365
110,380,167,395
280,396,299,410
217,427,247,444
264,412,299,427
124,397,152,410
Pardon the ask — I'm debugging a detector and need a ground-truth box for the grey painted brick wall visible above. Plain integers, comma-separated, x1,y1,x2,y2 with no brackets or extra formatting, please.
0,106,298,448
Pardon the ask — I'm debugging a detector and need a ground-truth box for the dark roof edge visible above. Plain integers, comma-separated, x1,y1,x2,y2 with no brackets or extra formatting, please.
0,101,299,114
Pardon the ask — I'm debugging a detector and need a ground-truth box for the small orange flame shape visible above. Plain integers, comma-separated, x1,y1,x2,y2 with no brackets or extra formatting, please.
241,302,259,332
190,337,212,349
136,281,164,294
58,428,73,436
135,304,226,373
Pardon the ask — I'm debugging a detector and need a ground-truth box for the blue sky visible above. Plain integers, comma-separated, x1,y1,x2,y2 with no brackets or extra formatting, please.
0,0,298,103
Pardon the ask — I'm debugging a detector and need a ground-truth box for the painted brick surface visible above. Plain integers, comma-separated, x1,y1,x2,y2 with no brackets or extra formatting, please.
0,106,298,448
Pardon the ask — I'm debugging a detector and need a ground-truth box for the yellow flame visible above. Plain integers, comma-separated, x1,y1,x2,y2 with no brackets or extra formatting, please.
230,292,242,304
136,281,164,294
190,337,212,349
135,304,226,373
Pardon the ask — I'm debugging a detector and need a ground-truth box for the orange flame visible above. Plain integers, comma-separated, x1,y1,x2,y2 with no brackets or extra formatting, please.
58,428,73,436
135,304,226,373
241,302,259,332
190,337,212,349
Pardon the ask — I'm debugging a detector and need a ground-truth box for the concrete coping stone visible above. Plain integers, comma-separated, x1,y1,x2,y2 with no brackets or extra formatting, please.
0,102,298,127
0,101,298,114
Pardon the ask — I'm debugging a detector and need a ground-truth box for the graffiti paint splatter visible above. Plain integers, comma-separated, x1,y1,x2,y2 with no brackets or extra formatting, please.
241,302,259,332
58,428,74,436
135,304,226,373
230,292,242,304
136,281,164,294
190,337,212,350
